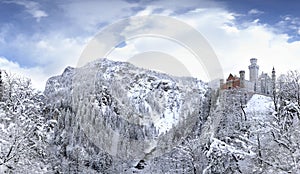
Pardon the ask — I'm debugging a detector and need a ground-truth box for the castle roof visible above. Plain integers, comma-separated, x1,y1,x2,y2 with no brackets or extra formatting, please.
227,73,239,81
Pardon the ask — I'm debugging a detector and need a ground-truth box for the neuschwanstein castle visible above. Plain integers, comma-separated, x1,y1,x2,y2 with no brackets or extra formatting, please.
220,58,276,95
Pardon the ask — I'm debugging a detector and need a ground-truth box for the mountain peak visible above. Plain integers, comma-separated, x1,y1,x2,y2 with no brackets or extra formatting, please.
44,58,209,161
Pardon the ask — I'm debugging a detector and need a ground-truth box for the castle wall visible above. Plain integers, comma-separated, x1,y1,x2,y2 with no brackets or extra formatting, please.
244,80,255,92
256,76,273,95
221,79,241,89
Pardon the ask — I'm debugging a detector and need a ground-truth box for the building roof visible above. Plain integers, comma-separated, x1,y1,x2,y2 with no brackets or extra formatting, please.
227,73,239,81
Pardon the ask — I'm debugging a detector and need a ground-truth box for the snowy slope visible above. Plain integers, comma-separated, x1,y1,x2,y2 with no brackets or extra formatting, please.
245,94,274,121
246,94,273,115
245,94,274,147
242,94,275,173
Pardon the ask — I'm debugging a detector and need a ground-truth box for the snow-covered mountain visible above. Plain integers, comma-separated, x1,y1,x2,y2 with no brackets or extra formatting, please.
44,58,211,173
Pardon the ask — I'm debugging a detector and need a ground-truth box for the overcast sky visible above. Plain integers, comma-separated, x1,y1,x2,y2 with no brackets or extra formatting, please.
1,0,300,90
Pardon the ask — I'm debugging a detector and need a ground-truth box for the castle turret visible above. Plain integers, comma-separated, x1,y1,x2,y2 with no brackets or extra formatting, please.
248,58,259,82
272,67,276,81
239,70,245,88
272,67,276,93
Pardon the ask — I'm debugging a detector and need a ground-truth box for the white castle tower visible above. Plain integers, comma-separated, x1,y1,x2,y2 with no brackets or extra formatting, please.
248,58,259,82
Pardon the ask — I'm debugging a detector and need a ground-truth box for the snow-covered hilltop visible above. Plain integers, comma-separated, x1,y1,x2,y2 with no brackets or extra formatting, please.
43,58,211,173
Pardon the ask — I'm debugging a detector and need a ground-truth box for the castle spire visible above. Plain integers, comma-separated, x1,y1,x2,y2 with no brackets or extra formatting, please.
272,67,276,79
272,66,276,94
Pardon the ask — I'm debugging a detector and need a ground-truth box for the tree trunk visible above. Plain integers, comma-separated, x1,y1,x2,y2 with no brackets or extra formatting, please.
257,134,263,166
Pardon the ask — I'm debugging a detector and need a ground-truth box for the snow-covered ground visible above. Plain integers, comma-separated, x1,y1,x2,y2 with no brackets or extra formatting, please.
245,94,274,121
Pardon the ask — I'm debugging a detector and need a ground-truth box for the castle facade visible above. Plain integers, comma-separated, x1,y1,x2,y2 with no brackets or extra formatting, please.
220,58,276,95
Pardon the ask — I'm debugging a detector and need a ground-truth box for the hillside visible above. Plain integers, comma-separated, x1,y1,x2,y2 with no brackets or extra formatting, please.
43,58,211,173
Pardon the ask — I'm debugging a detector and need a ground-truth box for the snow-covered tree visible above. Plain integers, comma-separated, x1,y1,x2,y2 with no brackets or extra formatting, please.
203,89,255,173
267,71,300,173
0,72,50,173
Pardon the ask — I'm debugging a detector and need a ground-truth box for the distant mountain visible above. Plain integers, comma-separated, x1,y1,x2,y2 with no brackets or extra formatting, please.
44,58,211,173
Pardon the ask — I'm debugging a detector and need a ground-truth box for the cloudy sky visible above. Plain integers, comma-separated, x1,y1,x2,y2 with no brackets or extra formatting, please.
1,0,300,90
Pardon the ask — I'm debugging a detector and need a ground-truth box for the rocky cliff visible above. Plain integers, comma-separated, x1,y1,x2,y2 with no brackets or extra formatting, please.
44,58,212,173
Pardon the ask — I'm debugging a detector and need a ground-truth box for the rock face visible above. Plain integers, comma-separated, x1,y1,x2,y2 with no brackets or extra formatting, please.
44,58,212,173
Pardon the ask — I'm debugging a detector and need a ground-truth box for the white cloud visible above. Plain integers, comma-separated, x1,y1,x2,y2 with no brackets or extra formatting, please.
109,6,300,81
275,15,300,34
3,0,48,22
146,0,222,12
285,16,291,21
56,0,220,33
0,24,12,44
58,0,138,32
174,8,300,78
0,57,48,90
1,33,88,90
248,9,264,15
108,37,210,81
135,6,156,16
135,5,173,16
7,33,85,67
